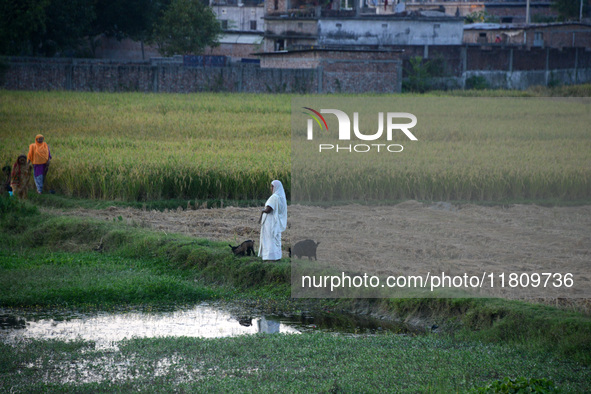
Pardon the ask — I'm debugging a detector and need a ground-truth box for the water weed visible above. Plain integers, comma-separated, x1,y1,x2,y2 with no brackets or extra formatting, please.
0,334,589,392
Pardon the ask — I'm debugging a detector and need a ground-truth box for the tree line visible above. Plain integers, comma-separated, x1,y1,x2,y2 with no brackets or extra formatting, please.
0,0,586,59
0,0,222,58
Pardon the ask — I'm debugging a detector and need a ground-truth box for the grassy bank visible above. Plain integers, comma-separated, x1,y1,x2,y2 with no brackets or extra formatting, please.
0,196,291,308
1,196,590,368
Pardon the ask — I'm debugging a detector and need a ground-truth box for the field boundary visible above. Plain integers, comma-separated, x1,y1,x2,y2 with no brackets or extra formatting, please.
3,50,591,93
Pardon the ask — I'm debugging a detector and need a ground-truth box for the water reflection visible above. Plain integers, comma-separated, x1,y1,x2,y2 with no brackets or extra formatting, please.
258,317,280,334
0,314,27,329
0,305,299,349
0,304,410,350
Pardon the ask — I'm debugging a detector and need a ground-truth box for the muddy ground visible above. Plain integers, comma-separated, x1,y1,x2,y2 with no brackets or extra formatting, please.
50,202,591,299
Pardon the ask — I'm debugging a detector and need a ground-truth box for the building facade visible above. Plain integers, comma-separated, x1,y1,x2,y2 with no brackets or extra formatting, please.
464,22,591,48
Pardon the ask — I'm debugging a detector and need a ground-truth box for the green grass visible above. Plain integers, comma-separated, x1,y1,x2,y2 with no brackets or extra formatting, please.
1,199,591,368
0,334,588,392
0,250,222,307
378,297,591,364
0,196,291,307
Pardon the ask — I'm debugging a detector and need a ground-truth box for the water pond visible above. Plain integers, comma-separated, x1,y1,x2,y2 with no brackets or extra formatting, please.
0,303,409,349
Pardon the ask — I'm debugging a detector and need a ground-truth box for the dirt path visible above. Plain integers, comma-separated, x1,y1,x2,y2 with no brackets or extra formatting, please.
50,202,591,298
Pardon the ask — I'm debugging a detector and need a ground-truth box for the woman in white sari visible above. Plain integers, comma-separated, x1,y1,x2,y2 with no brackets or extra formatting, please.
258,180,287,261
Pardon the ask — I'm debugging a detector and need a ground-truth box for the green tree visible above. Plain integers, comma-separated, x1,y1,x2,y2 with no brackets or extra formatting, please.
36,0,95,57
0,0,50,55
92,0,169,58
552,0,589,20
0,0,95,57
153,0,223,56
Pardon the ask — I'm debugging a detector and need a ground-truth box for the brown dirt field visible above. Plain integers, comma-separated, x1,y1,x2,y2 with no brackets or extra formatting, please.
51,202,591,299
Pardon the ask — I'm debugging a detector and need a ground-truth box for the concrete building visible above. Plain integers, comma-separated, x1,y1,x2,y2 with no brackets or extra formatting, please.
483,1,556,23
211,0,266,31
400,0,557,23
262,0,464,52
209,0,266,60
464,22,591,49
317,14,464,47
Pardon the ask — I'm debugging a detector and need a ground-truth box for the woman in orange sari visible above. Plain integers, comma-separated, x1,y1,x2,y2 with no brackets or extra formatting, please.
27,134,51,194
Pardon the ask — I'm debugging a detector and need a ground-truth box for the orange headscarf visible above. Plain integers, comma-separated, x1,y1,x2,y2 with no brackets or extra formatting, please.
28,134,50,165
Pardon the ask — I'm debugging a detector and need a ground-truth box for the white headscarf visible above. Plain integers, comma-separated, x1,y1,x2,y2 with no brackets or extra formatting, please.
271,180,287,232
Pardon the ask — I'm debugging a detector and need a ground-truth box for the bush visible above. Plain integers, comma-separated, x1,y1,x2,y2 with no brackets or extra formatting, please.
465,75,490,90
0,195,38,216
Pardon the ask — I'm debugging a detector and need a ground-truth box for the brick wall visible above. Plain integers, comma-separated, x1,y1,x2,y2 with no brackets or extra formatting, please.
464,24,591,49
526,26,591,49
2,47,590,94
513,48,547,71
207,43,261,59
467,47,511,71
260,53,321,68
260,49,403,92
2,58,319,93
486,4,557,23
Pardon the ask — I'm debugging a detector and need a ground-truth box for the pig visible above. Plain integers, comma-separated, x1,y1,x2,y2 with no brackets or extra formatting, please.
289,239,320,260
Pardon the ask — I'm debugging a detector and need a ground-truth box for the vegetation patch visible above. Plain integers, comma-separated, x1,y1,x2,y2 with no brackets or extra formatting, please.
1,334,589,392
1,201,590,366
2,90,590,203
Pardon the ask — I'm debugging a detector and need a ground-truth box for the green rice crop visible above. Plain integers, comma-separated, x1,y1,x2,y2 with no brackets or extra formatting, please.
292,96,591,202
0,91,291,201
1,91,589,202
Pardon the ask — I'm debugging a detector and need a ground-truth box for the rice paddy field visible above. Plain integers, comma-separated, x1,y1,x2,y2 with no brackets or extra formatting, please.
1,90,590,203
292,96,591,202
0,91,291,201
1,88,591,392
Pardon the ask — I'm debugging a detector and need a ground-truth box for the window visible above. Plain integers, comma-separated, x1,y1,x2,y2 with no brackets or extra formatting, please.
274,0,278,10
341,0,354,10
250,20,257,30
220,20,228,29
533,32,544,47
275,39,285,51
